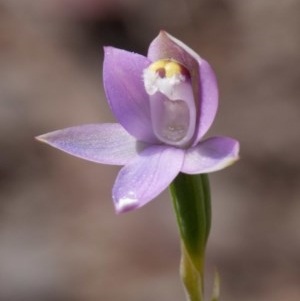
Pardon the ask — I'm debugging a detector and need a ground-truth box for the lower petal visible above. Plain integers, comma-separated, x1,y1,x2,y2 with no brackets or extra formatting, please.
181,137,240,174
36,123,143,165
113,145,185,213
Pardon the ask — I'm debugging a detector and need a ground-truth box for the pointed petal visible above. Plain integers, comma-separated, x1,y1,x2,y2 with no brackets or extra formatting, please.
148,31,200,67
181,137,240,174
103,47,158,143
113,145,185,213
36,124,144,165
148,31,218,143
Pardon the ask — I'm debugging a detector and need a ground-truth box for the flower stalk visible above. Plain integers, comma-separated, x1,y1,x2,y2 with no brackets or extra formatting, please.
170,173,213,301
180,242,204,301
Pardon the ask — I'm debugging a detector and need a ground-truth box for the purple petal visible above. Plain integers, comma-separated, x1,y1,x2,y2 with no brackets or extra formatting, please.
113,145,185,213
148,31,200,68
103,47,158,143
148,31,218,143
193,60,218,144
36,123,144,165
181,137,240,174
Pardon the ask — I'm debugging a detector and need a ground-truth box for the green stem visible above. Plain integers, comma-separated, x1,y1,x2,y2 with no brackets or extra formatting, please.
169,173,212,301
180,243,204,301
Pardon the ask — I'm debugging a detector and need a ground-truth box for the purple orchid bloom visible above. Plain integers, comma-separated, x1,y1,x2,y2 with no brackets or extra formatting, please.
37,31,239,214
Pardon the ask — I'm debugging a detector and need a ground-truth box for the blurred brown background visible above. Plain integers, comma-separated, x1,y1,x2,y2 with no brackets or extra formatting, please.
0,0,300,300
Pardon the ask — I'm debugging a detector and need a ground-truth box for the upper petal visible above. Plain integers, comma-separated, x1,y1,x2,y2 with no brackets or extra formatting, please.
103,47,158,143
148,31,200,68
148,31,218,144
181,136,240,174
36,123,144,165
112,145,185,213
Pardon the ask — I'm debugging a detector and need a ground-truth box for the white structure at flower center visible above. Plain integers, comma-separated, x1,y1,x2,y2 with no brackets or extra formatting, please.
143,60,196,148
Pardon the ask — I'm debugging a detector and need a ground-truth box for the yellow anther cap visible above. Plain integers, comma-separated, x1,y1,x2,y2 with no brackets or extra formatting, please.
148,59,189,78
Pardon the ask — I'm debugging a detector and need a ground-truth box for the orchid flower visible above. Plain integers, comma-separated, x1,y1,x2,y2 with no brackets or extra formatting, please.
37,31,239,214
